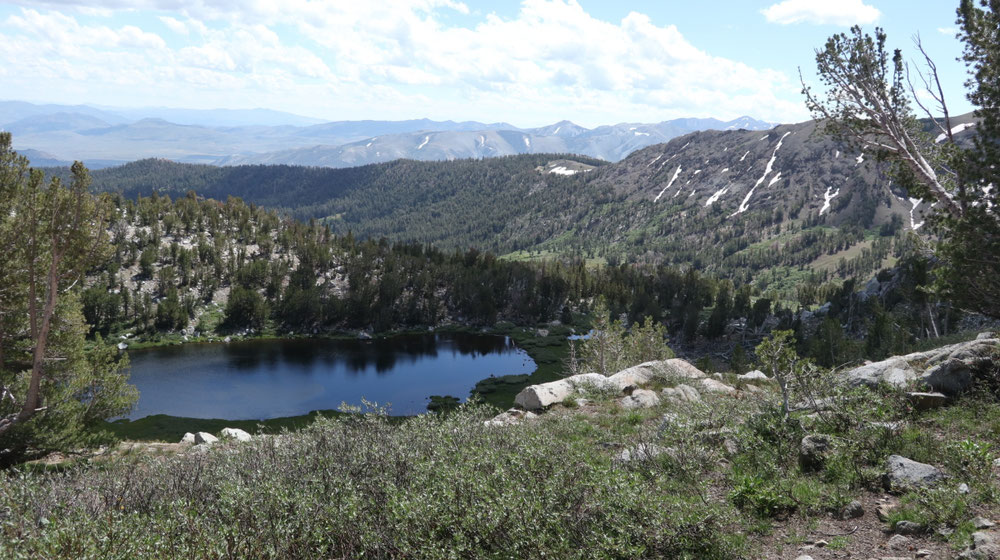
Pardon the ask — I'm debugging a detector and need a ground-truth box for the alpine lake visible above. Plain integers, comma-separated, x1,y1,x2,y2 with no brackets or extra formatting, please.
122,332,538,421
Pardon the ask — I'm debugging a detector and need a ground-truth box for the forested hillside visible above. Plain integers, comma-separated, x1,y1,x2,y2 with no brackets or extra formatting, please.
89,190,738,340
72,116,978,303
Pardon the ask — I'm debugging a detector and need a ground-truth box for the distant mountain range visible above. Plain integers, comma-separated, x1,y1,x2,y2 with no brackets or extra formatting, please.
1,100,773,169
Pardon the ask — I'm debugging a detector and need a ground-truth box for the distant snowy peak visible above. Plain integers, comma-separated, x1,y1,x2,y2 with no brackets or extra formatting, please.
528,120,588,138
724,116,775,131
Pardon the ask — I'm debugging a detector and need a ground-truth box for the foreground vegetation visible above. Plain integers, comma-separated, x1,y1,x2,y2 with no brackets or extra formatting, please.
4,345,1000,558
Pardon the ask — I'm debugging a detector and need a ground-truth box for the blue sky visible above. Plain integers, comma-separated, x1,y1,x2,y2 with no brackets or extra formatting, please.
0,0,975,127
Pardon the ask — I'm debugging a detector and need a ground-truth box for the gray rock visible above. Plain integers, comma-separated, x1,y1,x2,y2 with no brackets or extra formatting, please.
974,531,997,548
661,384,701,403
793,555,814,560
620,389,660,410
844,357,919,389
565,373,617,392
841,500,864,519
180,432,196,444
608,359,706,391
660,359,708,380
894,520,924,535
977,332,997,340
617,443,667,462
844,337,999,394
738,369,768,380
220,428,252,442
907,391,949,411
484,408,538,427
799,434,833,472
699,377,737,396
974,517,996,529
959,482,971,494
193,432,218,445
885,455,946,491
921,358,974,395
887,534,911,549
514,379,575,411
959,531,1000,559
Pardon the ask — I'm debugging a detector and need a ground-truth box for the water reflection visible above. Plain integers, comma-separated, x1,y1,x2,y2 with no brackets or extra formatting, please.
125,333,533,420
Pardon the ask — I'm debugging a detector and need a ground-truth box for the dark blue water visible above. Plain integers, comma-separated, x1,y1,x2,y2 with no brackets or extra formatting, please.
125,333,535,419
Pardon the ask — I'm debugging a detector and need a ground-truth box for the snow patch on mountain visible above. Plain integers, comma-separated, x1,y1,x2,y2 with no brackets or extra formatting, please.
706,186,729,206
548,166,578,176
417,136,429,150
732,131,792,216
935,122,976,143
820,186,840,216
909,197,925,230
654,166,683,202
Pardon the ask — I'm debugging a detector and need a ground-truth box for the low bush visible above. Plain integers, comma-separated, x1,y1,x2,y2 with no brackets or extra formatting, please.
0,403,744,559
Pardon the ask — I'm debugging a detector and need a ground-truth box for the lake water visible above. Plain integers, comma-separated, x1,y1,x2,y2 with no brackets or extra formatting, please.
125,333,535,419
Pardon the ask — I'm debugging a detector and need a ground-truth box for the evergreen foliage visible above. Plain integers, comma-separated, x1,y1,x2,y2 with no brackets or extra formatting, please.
0,133,137,465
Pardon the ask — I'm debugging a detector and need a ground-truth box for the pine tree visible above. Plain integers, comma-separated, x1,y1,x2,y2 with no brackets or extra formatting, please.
0,133,136,462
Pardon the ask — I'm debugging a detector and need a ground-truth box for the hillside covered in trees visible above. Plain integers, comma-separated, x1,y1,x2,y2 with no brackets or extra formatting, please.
68,115,977,306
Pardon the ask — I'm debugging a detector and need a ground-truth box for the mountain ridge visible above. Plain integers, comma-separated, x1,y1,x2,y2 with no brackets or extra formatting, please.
4,100,772,168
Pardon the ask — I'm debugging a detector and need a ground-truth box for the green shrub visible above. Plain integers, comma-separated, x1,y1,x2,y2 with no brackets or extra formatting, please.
0,403,746,559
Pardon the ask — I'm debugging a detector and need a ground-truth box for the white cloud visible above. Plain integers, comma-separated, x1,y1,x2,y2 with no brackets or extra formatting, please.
0,1,809,125
761,0,880,26
159,16,189,35
937,27,958,35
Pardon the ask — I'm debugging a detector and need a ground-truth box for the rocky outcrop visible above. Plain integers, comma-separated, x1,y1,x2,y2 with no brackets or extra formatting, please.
514,373,617,410
514,360,707,411
844,335,998,395
180,432,196,444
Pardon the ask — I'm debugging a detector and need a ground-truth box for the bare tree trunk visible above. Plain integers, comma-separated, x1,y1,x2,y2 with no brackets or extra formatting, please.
17,257,59,422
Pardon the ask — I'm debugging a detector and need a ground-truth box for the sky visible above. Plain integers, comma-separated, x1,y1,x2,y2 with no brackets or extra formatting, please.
0,0,976,127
